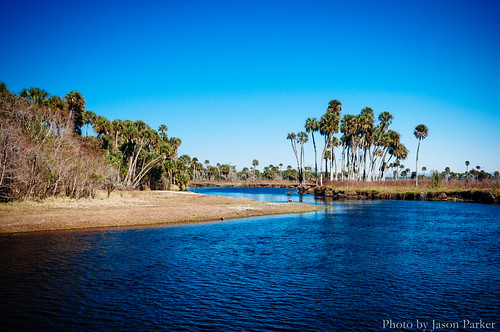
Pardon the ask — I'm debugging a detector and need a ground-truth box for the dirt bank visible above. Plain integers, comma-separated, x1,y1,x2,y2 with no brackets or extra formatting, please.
0,190,324,234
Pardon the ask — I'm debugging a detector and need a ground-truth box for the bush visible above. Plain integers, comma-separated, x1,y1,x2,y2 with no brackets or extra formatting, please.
432,170,440,188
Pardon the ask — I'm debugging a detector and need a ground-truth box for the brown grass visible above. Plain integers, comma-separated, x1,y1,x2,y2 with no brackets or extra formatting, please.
0,190,323,234
321,179,500,193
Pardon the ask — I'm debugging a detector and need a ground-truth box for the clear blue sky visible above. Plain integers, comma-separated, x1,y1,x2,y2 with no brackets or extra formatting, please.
1,0,499,173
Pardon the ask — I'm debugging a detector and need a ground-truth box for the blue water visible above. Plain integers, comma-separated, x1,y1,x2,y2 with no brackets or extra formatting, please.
0,187,499,331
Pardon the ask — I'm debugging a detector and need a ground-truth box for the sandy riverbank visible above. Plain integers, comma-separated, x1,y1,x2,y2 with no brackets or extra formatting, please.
0,190,323,234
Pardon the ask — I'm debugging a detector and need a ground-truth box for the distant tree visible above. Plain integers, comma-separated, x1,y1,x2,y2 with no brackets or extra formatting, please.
263,164,279,180
431,170,440,188
414,124,428,187
444,167,451,181
422,166,427,177
282,168,299,181
251,159,259,181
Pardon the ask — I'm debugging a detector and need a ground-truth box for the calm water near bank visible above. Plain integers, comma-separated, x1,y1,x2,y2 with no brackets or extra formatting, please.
0,187,499,330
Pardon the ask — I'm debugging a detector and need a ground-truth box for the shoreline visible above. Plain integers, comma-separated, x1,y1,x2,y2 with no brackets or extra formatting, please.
0,190,324,235
190,181,500,204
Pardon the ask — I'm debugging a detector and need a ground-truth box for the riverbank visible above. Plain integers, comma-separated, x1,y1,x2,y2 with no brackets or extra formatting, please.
305,186,500,204
190,180,500,204
0,190,324,234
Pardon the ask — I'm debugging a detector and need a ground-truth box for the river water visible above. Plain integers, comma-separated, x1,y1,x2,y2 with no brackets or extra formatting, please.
0,187,498,331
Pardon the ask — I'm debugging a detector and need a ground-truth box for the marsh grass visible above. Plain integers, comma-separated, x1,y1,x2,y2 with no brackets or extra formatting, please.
321,179,500,194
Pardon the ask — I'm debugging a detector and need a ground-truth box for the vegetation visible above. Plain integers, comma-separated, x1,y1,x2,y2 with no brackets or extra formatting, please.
1,83,498,203
0,82,185,201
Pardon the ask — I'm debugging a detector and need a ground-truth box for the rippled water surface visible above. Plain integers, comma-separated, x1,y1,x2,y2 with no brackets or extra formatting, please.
0,187,499,331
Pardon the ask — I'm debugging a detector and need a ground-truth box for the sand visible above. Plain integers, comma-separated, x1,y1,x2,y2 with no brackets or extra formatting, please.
0,190,323,234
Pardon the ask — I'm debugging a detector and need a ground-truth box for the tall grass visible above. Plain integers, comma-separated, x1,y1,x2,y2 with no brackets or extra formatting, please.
321,179,500,191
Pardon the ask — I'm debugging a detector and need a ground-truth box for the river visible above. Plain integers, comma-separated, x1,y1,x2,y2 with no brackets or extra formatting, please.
0,187,498,330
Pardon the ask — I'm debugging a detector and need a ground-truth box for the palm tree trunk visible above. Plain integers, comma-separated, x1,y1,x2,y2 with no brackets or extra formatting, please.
319,138,327,186
312,132,318,185
415,140,421,187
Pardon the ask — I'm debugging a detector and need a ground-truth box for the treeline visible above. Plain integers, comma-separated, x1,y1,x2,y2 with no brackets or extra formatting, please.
0,83,188,201
167,158,301,183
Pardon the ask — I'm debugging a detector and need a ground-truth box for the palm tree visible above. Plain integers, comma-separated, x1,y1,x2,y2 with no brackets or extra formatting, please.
444,167,451,181
112,119,124,148
305,117,320,183
158,124,168,140
83,110,96,137
465,160,470,179
64,91,86,135
319,101,341,184
297,132,309,187
414,124,428,187
422,166,427,178
191,157,199,180
20,87,49,105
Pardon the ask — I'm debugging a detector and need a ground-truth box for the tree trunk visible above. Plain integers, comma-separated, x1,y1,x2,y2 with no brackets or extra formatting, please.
415,140,421,187
312,132,318,185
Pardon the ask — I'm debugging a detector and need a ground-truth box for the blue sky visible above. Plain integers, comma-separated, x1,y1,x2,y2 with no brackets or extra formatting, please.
1,0,499,172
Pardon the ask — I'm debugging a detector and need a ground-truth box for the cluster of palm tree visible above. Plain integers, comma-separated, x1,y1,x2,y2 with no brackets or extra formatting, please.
289,99,425,186
83,115,183,189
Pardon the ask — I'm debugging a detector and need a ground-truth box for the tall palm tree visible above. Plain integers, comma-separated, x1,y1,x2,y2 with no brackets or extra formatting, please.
83,110,96,137
251,159,259,181
414,124,428,187
297,131,309,187
112,119,124,148
305,117,319,184
444,167,451,181
465,160,470,179
158,124,168,140
64,91,86,135
422,166,427,177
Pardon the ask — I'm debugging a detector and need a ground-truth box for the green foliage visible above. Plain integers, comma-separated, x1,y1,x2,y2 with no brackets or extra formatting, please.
263,164,279,180
432,170,440,188
175,173,188,190
282,169,299,181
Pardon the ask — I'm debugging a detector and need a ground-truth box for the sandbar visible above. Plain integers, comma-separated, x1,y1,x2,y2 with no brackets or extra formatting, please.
0,190,323,234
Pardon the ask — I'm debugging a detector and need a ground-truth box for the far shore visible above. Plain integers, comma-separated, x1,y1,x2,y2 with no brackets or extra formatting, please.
0,190,324,234
190,180,500,204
